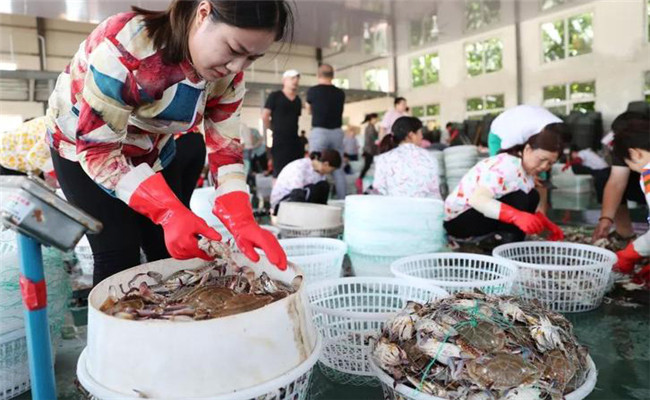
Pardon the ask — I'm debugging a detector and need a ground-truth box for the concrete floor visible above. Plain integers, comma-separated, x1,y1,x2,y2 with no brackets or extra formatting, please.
13,190,650,400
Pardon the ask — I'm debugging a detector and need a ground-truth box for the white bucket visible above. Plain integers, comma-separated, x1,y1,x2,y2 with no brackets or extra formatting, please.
81,254,316,398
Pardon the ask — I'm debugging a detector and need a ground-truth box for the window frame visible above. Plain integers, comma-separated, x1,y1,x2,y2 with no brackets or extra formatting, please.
465,94,505,119
465,37,503,77
542,80,597,115
541,11,594,64
410,51,440,88
363,67,390,92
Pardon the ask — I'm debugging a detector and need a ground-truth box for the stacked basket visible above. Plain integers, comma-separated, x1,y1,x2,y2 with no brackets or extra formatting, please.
429,150,446,197
275,202,343,239
344,196,445,277
280,238,347,283
443,145,479,194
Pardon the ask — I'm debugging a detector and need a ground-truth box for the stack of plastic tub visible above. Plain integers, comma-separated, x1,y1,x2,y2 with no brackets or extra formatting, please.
344,195,445,277
444,145,478,194
429,150,446,196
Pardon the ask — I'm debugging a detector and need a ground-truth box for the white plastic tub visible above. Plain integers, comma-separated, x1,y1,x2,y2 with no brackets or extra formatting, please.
78,333,323,400
369,352,598,400
80,254,316,398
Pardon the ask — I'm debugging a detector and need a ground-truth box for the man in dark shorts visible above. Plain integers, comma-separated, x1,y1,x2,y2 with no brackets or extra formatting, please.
592,111,648,241
262,69,304,178
306,64,346,198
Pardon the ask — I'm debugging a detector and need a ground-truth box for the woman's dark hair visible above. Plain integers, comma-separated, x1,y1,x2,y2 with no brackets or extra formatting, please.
612,118,650,161
362,113,378,124
394,97,406,106
309,150,342,169
378,116,423,153
503,125,564,157
133,0,294,64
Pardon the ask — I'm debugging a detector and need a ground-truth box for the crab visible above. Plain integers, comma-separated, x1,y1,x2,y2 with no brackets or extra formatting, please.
386,301,422,342
456,320,506,355
416,331,465,366
530,316,566,353
465,354,539,390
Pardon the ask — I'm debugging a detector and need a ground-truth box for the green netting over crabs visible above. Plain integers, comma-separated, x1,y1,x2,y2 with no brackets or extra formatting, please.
372,291,590,400
99,247,302,321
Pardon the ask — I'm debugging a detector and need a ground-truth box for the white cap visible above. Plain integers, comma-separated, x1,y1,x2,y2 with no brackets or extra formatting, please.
282,69,300,78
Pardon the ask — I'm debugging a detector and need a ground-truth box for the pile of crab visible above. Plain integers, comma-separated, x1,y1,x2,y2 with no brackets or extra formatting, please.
100,258,302,321
372,291,591,400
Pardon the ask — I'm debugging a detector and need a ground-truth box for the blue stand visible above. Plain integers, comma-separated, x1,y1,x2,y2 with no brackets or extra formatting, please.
17,233,57,400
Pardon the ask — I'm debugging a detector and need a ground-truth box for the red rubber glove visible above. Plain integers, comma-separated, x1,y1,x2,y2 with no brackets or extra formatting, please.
535,212,565,241
213,191,287,270
498,204,545,235
129,173,221,260
614,243,641,274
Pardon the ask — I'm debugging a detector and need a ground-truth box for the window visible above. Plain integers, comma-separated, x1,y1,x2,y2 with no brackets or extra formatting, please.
411,104,441,130
541,0,565,11
410,14,439,49
364,68,389,92
465,38,503,77
465,0,501,31
542,12,593,63
466,94,504,119
644,71,650,104
332,78,350,89
411,52,440,88
542,80,596,116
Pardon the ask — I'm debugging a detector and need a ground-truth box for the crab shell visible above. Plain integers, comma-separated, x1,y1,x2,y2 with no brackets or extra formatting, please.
466,353,539,390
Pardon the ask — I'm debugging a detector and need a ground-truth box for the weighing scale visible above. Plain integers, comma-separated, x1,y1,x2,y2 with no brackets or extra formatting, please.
0,175,102,400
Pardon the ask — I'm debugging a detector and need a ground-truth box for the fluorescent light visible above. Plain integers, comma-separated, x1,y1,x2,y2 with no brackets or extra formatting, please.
0,62,17,71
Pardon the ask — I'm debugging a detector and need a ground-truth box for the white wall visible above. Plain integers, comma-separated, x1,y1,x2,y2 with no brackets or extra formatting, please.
343,0,649,132
520,0,650,128
396,25,518,126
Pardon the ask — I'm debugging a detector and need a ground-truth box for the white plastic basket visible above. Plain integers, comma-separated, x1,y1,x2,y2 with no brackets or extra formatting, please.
306,278,448,385
390,253,518,295
277,224,343,239
349,252,403,277
0,326,61,400
492,242,616,313
0,329,29,400
280,238,347,283
369,351,597,400
77,333,323,400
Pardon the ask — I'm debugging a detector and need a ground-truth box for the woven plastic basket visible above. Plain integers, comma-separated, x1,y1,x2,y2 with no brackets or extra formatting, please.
280,238,347,283
0,326,61,400
492,242,616,313
369,351,598,400
78,333,322,400
390,253,518,295
277,224,343,239
306,278,448,385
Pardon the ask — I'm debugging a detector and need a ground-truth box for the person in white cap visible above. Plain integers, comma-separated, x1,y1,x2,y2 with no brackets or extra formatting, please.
262,69,304,178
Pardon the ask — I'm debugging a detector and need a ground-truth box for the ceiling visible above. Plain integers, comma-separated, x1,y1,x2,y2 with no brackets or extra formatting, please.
1,0,591,56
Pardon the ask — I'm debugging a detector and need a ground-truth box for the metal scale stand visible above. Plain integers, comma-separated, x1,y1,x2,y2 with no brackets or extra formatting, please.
0,175,102,400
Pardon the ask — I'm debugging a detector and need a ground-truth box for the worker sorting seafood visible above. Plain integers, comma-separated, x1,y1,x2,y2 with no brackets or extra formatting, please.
443,127,565,247
43,0,293,284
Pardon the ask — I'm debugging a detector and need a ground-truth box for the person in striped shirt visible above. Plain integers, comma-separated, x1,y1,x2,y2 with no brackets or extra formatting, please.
45,0,293,284
611,118,650,286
